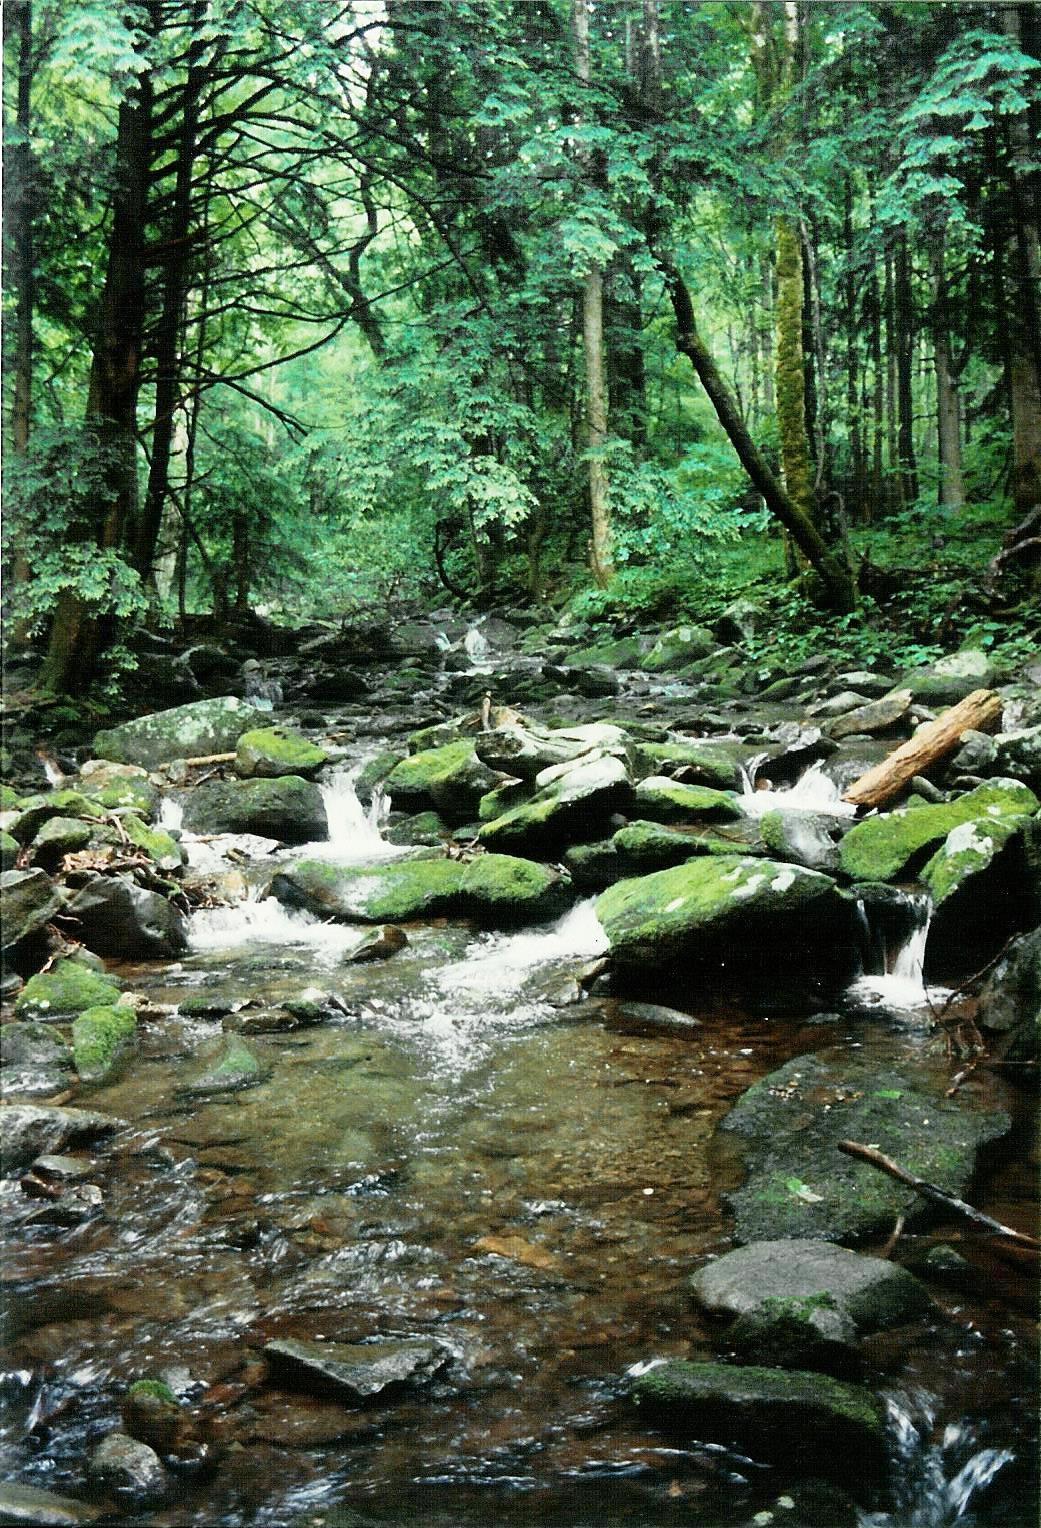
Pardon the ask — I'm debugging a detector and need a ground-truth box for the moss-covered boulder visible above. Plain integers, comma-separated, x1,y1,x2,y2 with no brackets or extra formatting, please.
72,1005,137,1084
632,739,745,789
901,649,997,704
385,739,503,823
641,624,717,672
632,777,744,824
15,959,120,1021
80,765,159,818
121,815,185,873
94,696,263,770
474,721,630,781
478,752,633,853
838,780,1039,883
1,868,63,953
234,726,328,779
567,635,647,670
717,1052,1010,1244
760,808,842,873
923,813,1040,980
182,775,327,843
9,791,105,845
354,749,405,803
596,856,857,1003
30,814,94,862
384,810,448,846
271,851,565,926
629,1360,886,1490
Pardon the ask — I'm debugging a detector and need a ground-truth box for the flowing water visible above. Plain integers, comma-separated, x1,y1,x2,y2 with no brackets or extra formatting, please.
2,764,1036,1526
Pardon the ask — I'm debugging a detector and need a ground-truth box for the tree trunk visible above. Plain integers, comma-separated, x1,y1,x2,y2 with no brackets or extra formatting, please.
894,231,919,506
573,0,613,588
660,260,856,612
3,0,36,646
843,178,867,519
867,256,885,522
884,244,899,511
39,76,152,693
930,227,965,510
775,217,816,526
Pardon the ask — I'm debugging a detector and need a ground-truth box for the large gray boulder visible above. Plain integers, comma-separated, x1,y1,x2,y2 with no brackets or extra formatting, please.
93,696,263,770
182,775,327,843
64,874,189,959
977,927,1041,1065
0,868,63,952
690,1240,932,1369
86,1433,166,1503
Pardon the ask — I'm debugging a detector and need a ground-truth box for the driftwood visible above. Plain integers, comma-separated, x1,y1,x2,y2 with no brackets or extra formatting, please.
180,751,236,767
837,1139,1040,1251
842,688,1003,809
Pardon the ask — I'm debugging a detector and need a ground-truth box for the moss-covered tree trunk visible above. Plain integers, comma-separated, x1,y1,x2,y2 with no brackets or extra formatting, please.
775,217,816,527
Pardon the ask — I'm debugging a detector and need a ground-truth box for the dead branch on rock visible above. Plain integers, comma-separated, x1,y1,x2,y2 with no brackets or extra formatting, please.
837,1140,1040,1250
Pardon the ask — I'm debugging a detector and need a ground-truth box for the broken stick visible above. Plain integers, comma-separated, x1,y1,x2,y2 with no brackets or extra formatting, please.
842,688,1003,810
837,1139,1040,1250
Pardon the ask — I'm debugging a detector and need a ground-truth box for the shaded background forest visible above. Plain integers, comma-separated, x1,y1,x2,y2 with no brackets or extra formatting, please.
3,0,1040,704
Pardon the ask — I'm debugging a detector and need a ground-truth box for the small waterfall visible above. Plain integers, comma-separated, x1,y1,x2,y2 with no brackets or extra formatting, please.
158,795,184,832
740,759,857,819
437,899,609,999
858,1391,1014,1527
464,623,490,666
188,895,371,961
316,767,405,862
850,892,950,1009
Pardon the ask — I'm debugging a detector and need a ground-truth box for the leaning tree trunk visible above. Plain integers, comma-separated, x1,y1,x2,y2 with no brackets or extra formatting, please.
39,80,152,693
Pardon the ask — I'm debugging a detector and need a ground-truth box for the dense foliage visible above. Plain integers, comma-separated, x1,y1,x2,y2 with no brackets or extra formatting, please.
3,1,1039,693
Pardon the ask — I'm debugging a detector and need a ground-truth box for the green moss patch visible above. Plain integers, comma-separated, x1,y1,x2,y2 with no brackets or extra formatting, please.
16,959,121,1020
839,780,1039,883
72,1004,137,1084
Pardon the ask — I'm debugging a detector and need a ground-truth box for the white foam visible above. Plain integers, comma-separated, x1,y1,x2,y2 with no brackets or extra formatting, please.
189,896,366,961
741,760,857,819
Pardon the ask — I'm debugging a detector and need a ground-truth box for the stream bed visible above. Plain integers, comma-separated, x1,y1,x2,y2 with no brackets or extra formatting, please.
2,710,1038,1528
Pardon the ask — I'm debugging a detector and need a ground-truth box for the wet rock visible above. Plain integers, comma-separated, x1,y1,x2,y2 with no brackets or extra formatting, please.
235,726,328,779
385,740,503,824
78,762,159,817
0,1023,73,1097
922,811,1039,974
384,810,448,846
977,927,1041,1065
0,1103,125,1173
716,1052,1010,1244
603,1000,703,1036
832,671,897,698
340,924,409,963
568,636,648,669
87,1432,167,1501
900,649,997,704
65,874,189,959
474,721,628,781
595,855,858,1004
690,1240,932,1372
263,1336,450,1402
478,752,633,853
631,777,744,824
0,1481,102,1525
25,1153,95,1185
353,749,404,803
950,729,999,776
272,853,565,927
759,809,842,873
179,1035,272,1096
0,831,18,870
838,779,1038,882
0,868,63,952
806,690,871,719
30,815,93,864
827,689,913,740
628,1359,885,1490
93,695,263,770
631,740,745,789
71,1005,137,1085
993,725,1041,789
121,1380,191,1455
183,775,327,843
15,959,121,1020
26,1179,103,1225
8,791,105,846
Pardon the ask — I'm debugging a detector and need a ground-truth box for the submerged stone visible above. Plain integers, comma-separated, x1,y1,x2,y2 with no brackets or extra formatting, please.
629,1360,885,1488
264,1336,450,1402
179,1035,271,1096
0,1102,125,1173
86,1433,166,1502
0,1482,102,1526
0,1023,73,1097
716,1053,1010,1244
94,695,263,770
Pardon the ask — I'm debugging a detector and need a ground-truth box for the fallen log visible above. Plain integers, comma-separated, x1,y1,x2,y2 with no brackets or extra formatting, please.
837,1139,1040,1250
841,688,1003,810
180,751,237,767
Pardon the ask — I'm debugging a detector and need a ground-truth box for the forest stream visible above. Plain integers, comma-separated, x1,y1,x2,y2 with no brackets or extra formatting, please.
1,632,1037,1528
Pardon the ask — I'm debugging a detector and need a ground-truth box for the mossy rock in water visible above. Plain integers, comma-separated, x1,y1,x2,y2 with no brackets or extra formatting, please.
632,777,744,824
0,831,18,870
121,815,185,873
717,1052,1010,1244
568,635,646,670
271,851,565,926
478,752,633,854
640,624,717,672
72,1004,137,1085
922,814,1034,907
385,739,503,824
83,775,160,818
234,726,328,779
629,1359,885,1491
385,810,448,846
612,818,765,868
632,740,745,789
478,780,531,822
10,790,105,845
900,650,998,705
1,868,64,952
354,748,405,802
94,695,263,770
924,814,1041,981
0,784,21,810
182,775,327,843
179,1035,271,1096
15,959,120,1021
838,780,1038,883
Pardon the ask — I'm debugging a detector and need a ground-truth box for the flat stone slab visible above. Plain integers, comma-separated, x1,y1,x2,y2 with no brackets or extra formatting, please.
716,1053,1010,1244
0,1481,102,1525
264,1337,450,1402
0,1103,127,1174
